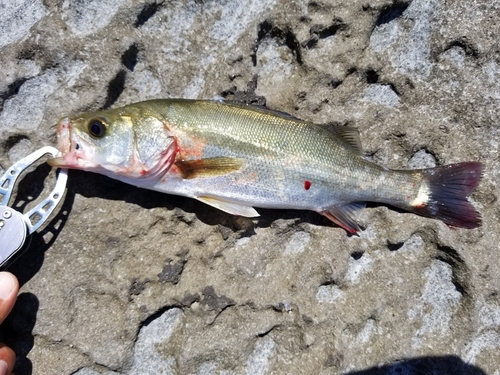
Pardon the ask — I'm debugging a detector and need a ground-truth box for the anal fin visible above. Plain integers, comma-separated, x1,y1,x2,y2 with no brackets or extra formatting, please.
321,202,365,234
197,196,260,217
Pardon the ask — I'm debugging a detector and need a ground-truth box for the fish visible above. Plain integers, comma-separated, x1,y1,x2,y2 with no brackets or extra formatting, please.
48,99,482,233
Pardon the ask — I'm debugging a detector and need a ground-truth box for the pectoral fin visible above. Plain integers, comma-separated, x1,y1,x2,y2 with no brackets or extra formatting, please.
197,196,260,217
175,157,243,179
321,202,365,234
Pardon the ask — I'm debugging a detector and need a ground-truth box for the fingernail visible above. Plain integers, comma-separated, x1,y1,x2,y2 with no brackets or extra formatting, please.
0,272,15,300
0,359,8,375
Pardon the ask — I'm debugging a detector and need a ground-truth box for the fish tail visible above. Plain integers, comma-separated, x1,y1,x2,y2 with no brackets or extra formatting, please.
408,162,483,228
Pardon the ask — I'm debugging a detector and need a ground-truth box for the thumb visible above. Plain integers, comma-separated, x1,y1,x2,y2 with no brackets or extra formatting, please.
0,272,18,324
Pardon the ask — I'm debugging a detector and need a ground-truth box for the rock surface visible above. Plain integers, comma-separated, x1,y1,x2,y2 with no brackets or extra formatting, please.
0,0,499,374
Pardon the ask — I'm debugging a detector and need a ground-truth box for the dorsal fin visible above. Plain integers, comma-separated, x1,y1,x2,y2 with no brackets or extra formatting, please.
324,125,362,154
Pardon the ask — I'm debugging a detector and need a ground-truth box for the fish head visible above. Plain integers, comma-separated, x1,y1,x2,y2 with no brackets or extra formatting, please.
48,106,177,184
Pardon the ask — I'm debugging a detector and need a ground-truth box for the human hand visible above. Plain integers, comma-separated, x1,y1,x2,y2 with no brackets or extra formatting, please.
0,272,18,375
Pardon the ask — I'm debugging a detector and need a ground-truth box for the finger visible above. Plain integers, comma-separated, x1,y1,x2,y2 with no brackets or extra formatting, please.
0,343,15,375
0,272,19,324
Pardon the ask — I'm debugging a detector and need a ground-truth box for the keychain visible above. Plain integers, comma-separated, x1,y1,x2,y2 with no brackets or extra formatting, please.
0,146,68,268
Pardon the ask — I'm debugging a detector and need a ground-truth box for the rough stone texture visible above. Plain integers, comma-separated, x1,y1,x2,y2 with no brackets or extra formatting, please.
0,0,499,374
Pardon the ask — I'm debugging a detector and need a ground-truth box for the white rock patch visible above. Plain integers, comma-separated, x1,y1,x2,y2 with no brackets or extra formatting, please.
246,337,276,375
409,260,461,348
0,0,46,49
284,231,311,255
363,84,400,107
130,308,183,374
316,284,343,303
345,252,374,284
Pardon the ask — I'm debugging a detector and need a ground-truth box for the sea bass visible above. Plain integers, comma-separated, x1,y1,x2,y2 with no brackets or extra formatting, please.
48,99,482,233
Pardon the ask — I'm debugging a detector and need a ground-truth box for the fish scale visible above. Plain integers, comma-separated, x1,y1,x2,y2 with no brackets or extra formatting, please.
155,100,405,203
49,99,482,233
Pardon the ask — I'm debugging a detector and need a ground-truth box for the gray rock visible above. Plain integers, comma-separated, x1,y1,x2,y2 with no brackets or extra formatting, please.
0,0,499,374
0,0,47,49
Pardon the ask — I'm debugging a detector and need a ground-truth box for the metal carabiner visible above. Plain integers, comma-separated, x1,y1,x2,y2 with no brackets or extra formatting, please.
0,146,68,268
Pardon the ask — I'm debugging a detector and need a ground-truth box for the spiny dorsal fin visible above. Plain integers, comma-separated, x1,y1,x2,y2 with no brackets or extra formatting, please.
324,125,362,154
175,157,243,179
197,196,260,217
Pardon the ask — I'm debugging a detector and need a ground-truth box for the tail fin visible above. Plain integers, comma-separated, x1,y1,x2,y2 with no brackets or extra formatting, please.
410,162,482,229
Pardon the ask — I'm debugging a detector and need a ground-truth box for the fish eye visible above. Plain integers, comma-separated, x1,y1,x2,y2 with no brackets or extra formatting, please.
88,118,107,138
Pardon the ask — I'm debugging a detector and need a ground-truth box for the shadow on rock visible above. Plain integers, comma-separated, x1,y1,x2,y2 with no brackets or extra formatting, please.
345,355,486,375
6,164,74,286
0,292,38,375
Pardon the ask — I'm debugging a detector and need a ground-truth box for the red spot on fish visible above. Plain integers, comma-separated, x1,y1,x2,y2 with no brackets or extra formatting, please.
407,195,411,200
415,203,425,209
304,180,312,190
412,183,416,187
140,169,147,176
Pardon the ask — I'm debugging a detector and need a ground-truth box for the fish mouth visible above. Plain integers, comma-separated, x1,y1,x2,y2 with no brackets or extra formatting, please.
48,117,71,167
48,117,93,169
